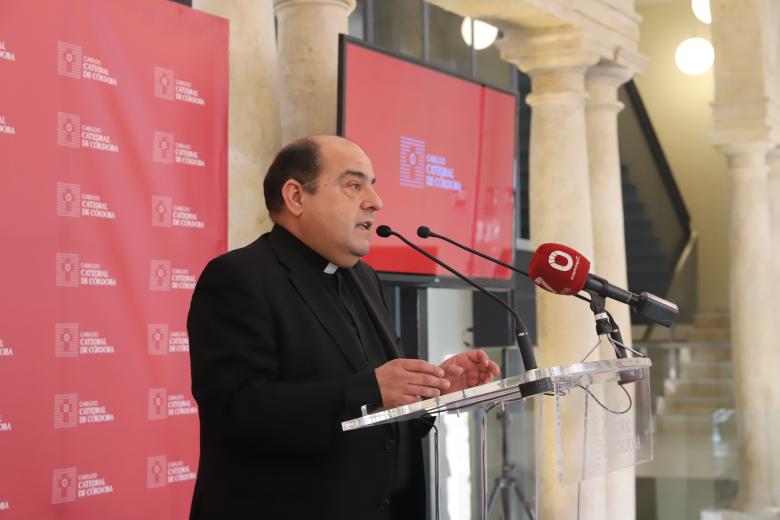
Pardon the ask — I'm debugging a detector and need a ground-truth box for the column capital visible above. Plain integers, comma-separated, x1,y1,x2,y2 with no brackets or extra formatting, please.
586,64,634,88
273,0,355,14
585,64,633,112
716,141,774,174
498,27,602,76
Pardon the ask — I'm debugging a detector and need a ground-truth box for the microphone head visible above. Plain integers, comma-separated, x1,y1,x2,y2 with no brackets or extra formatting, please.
376,225,392,238
416,226,431,238
528,243,590,295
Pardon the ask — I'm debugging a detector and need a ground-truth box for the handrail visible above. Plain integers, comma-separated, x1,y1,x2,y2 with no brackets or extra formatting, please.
623,80,691,235
641,231,699,341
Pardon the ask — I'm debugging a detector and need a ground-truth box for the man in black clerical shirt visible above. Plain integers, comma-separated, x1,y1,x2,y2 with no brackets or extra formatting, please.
187,135,500,520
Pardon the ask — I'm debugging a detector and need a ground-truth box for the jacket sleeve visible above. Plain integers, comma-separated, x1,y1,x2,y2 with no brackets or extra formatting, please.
369,265,435,438
187,255,383,456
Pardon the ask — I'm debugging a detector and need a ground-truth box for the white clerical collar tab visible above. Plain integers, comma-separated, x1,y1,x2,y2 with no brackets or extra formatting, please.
323,262,338,274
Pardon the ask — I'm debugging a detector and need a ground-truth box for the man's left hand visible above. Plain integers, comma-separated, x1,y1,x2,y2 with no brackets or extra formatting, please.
439,350,501,394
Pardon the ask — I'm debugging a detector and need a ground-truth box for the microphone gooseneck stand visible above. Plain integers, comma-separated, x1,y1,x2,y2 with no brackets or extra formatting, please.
375,225,544,520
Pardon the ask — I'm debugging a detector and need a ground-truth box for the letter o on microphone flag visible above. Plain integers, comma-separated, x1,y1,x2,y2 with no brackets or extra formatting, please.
528,243,590,295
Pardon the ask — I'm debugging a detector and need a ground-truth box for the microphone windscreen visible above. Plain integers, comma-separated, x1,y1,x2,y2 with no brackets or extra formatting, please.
528,243,590,295
376,225,392,238
416,226,431,238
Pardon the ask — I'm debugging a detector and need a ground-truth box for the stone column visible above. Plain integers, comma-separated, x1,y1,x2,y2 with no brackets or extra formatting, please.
716,142,780,517
273,0,355,143
585,63,636,520
499,28,606,519
193,0,281,249
764,147,780,512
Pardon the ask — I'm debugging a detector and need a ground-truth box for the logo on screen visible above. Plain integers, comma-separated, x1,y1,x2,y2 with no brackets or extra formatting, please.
155,67,175,100
152,131,175,164
51,467,77,504
152,196,173,227
54,394,78,429
57,112,81,148
149,260,172,291
147,455,168,488
57,42,82,79
400,136,426,189
148,324,169,355
56,253,80,287
148,388,168,420
56,183,81,218
55,323,80,358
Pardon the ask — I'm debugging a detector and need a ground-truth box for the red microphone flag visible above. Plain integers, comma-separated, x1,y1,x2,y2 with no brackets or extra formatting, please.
528,243,590,295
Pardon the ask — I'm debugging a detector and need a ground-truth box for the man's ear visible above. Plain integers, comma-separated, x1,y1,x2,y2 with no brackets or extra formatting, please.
281,179,305,217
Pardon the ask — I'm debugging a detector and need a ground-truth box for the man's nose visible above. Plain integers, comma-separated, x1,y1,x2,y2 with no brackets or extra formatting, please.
364,185,383,211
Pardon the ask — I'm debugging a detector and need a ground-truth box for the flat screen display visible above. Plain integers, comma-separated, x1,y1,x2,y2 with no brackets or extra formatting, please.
339,37,518,282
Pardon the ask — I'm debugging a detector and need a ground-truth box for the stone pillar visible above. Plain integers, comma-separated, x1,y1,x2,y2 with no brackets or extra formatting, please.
716,142,780,517
763,147,780,512
499,29,606,519
193,0,281,249
585,63,636,520
273,0,355,143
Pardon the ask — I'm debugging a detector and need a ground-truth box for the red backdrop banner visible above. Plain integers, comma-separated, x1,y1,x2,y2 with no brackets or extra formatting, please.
0,1,228,517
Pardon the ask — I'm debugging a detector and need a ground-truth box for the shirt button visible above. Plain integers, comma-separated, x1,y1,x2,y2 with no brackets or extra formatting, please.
385,439,396,451
378,498,391,510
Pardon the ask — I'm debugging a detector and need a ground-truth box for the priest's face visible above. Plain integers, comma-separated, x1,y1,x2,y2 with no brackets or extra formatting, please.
299,136,383,267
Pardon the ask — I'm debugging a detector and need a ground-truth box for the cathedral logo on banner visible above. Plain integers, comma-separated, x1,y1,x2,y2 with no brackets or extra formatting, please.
149,260,172,291
146,455,196,488
154,67,175,100
152,131,175,164
147,324,169,355
0,114,16,136
54,394,78,429
55,323,80,357
152,196,173,227
56,183,81,218
57,42,82,79
56,253,80,287
148,388,168,420
146,455,167,488
154,65,205,105
57,113,81,148
57,41,117,85
51,467,77,504
0,40,16,62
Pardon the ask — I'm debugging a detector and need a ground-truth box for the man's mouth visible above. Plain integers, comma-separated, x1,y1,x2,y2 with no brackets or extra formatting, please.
356,221,372,231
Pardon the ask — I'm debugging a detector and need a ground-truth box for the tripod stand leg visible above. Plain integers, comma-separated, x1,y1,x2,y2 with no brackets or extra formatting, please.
487,479,504,514
512,482,535,520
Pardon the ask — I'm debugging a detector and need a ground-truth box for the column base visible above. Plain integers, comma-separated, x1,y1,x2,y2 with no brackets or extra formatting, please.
702,508,780,520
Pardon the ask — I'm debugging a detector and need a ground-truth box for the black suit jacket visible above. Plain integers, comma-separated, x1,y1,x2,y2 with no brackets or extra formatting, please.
187,225,426,519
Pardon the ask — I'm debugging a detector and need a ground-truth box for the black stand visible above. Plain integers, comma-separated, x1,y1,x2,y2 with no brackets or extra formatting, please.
586,291,627,359
485,347,536,520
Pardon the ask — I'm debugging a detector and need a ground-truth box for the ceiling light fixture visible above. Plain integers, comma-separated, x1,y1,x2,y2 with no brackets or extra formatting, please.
460,17,498,51
675,37,714,76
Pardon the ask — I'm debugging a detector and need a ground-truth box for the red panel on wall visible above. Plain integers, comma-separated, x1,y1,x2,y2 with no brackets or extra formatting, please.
0,1,228,517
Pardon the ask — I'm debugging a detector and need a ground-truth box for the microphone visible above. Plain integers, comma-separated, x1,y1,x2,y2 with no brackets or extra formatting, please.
528,242,678,327
376,225,539,372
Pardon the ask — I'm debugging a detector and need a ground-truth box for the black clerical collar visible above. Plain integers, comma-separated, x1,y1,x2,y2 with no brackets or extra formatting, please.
271,224,340,275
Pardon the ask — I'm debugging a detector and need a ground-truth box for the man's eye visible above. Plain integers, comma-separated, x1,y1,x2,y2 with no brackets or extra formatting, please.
349,183,361,190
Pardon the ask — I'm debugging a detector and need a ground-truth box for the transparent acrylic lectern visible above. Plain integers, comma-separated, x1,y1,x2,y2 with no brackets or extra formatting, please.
342,357,653,520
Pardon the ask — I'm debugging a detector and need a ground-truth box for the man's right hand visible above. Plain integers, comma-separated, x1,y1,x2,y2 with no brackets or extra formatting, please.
375,359,451,408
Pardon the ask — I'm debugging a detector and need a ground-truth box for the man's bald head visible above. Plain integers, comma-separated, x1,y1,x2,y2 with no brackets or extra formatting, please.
263,135,363,217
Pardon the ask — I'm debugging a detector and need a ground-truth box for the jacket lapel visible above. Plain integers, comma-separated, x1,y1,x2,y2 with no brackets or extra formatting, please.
269,227,367,373
346,265,403,360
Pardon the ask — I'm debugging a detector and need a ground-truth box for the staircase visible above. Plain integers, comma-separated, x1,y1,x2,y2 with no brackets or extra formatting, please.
654,311,735,436
621,166,672,301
